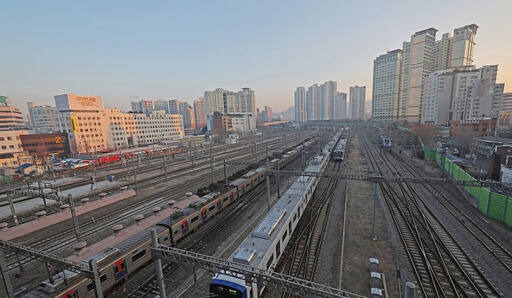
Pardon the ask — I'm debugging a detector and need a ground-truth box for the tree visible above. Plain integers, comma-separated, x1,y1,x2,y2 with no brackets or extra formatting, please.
454,126,476,156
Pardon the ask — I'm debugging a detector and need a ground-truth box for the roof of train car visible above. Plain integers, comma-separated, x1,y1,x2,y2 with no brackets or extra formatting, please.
227,136,337,269
230,178,248,187
66,194,201,265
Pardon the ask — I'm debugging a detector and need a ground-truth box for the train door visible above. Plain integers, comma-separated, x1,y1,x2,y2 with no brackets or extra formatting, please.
201,207,207,221
113,259,127,280
181,219,188,235
229,191,234,201
216,198,222,210
241,184,246,194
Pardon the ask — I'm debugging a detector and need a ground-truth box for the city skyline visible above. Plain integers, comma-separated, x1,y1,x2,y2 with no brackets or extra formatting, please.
2,1,512,115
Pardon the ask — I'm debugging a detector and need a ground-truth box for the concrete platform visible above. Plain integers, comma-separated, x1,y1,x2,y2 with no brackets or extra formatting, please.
0,197,60,221
0,189,136,240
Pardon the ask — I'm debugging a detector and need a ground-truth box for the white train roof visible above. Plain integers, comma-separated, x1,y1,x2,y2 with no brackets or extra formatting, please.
228,133,339,268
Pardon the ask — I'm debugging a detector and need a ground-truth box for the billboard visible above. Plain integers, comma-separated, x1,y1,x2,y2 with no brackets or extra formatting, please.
55,94,104,111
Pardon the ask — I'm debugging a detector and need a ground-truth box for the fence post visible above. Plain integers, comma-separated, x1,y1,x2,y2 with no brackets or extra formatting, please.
487,191,492,217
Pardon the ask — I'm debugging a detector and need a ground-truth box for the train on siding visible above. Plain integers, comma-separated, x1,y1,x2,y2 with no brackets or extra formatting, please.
379,135,391,149
332,138,346,161
24,138,317,298
209,132,341,298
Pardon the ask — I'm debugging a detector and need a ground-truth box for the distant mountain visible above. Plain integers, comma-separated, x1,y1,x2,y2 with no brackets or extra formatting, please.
274,106,294,121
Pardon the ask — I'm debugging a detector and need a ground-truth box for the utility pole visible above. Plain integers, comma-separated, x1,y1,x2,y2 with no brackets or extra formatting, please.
274,160,280,198
68,194,81,243
265,146,271,211
8,192,18,225
134,156,139,191
162,153,168,179
210,144,214,185
151,229,167,298
223,159,228,187
371,181,377,240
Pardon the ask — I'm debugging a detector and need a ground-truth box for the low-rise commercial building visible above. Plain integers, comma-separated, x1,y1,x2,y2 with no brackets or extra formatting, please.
0,130,29,154
27,102,57,133
20,133,70,157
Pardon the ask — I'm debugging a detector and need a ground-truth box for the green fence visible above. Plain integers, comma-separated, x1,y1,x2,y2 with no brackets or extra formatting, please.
426,147,512,228
396,126,511,227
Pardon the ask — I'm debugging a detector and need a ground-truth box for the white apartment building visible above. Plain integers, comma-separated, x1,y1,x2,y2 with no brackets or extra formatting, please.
333,92,347,120
422,69,455,125
501,93,512,113
372,49,402,122
306,84,321,121
27,102,57,133
131,99,153,114
320,81,337,120
422,65,503,125
204,88,256,131
132,111,184,145
349,86,366,120
399,24,478,122
294,87,307,123
153,100,170,113
230,113,255,133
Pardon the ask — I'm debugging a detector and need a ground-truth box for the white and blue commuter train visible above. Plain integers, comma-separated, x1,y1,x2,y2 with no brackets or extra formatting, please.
209,133,341,298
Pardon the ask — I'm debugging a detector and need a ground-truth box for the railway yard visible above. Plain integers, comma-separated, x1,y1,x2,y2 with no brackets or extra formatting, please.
1,126,512,298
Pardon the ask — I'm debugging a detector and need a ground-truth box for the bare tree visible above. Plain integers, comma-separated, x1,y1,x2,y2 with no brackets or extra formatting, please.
454,126,476,155
412,125,440,147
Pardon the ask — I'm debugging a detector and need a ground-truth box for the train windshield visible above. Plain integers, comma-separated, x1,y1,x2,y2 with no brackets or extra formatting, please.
210,284,243,298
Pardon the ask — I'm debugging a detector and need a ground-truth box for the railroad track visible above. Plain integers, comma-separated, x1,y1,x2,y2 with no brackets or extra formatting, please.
124,145,317,298
388,151,512,275
276,161,341,297
361,133,502,297
6,136,313,272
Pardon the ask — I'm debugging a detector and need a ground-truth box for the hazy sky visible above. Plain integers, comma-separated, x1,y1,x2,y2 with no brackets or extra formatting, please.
2,1,511,114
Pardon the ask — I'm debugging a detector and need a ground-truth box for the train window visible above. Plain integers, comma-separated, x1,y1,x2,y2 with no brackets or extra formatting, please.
87,282,94,291
164,237,169,242
298,207,301,217
293,213,297,222
174,229,178,234
131,249,146,263
289,221,292,234
276,241,281,258
100,274,107,283
114,266,119,273
191,216,199,223
282,230,288,242
223,197,229,202
208,205,216,211
266,254,274,269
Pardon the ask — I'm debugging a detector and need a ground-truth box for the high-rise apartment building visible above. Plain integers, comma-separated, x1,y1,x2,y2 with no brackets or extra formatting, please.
204,88,256,131
451,24,478,67
194,97,207,129
372,49,402,121
294,87,307,123
501,93,512,113
398,24,478,122
349,86,366,120
306,84,321,121
422,69,455,125
169,99,182,114
333,92,347,120
399,28,437,122
131,99,153,114
422,65,503,125
320,81,337,120
153,100,170,113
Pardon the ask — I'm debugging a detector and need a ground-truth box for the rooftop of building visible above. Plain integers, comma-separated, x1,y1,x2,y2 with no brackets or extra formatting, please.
473,136,512,144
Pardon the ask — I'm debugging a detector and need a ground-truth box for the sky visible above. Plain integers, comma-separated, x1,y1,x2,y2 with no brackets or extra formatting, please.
1,1,512,115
